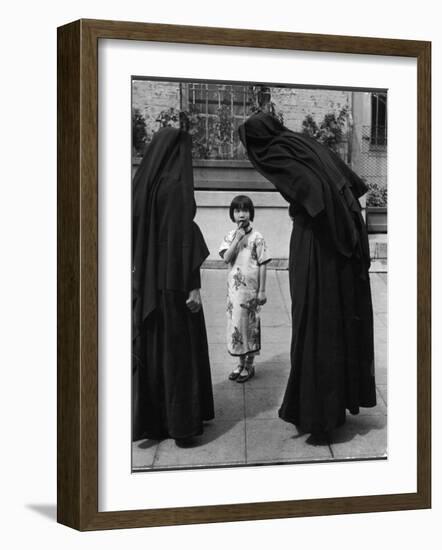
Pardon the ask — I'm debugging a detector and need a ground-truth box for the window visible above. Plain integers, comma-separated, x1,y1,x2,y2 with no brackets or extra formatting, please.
182,83,253,160
370,92,387,146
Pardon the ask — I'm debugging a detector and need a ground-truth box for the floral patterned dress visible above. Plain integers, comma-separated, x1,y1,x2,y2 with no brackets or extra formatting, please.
219,226,271,356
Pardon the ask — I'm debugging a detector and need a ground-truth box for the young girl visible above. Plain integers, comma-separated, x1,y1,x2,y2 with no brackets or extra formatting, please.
219,195,271,382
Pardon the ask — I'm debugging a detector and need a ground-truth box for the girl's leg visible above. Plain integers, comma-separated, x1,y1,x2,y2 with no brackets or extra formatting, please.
245,354,254,366
237,353,255,383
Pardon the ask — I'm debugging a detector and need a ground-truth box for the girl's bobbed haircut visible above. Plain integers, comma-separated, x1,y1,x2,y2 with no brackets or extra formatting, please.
229,195,255,222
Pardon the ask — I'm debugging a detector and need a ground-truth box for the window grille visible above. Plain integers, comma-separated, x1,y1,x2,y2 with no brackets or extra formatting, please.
183,83,253,160
370,92,388,146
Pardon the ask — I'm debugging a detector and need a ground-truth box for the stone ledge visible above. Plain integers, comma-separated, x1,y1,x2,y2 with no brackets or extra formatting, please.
203,258,288,270
203,256,387,272
369,259,388,273
195,190,287,207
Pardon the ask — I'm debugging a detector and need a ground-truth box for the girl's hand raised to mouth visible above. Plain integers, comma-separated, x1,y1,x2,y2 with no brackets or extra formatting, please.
234,227,246,242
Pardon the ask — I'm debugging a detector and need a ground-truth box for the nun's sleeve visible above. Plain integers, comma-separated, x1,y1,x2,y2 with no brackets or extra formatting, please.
250,143,325,218
188,268,201,290
188,222,209,290
265,156,325,218
330,150,368,199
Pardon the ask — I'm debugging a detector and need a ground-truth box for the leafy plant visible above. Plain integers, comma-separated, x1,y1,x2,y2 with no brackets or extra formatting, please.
301,114,319,138
212,105,233,158
248,85,284,125
190,114,215,159
153,86,286,160
366,181,388,207
155,107,181,128
302,107,349,151
155,106,235,159
132,109,148,157
215,104,233,144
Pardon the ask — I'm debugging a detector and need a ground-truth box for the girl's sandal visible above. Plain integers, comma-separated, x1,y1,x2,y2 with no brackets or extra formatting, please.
236,365,255,383
228,365,244,381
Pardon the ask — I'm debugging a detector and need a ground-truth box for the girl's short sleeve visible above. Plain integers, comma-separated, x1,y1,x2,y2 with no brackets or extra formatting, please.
255,235,271,265
219,231,234,258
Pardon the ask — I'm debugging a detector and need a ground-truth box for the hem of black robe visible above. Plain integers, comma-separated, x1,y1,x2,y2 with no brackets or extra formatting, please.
352,399,377,410
227,347,260,357
133,413,215,442
277,408,347,435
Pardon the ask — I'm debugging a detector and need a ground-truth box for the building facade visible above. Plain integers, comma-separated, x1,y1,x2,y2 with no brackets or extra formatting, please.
132,80,387,262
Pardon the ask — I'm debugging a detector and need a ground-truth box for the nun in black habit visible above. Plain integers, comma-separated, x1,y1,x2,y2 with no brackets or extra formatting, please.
239,112,376,435
132,127,214,442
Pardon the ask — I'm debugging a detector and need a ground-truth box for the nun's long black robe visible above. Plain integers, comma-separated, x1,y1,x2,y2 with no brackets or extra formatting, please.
132,127,214,441
239,112,376,434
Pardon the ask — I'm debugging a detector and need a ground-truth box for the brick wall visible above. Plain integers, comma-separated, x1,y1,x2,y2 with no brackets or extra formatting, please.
133,80,352,138
132,80,181,140
131,82,379,262
271,87,352,132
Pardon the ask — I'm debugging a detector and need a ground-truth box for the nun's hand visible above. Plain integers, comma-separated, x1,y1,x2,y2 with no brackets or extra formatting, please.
186,289,202,313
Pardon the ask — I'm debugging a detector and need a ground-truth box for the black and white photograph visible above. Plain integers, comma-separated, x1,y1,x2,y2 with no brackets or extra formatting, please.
131,78,388,471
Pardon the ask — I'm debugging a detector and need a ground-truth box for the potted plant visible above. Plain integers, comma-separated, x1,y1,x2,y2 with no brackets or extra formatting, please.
366,181,388,233
132,109,148,158
301,107,349,153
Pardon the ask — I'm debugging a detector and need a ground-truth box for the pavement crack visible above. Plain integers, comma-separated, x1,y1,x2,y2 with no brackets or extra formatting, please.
275,270,291,321
151,442,161,468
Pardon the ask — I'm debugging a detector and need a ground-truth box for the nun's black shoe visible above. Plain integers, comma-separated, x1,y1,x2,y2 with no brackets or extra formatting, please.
175,436,197,448
307,430,331,445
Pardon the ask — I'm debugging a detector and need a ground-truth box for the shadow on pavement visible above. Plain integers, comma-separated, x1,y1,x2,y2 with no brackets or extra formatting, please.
329,413,387,444
137,438,161,450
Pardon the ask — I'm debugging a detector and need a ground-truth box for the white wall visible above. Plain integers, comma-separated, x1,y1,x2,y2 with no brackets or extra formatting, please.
195,191,292,260
1,1,440,549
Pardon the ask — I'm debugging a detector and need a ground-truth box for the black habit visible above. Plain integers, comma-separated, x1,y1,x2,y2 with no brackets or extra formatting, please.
239,112,376,434
132,127,214,441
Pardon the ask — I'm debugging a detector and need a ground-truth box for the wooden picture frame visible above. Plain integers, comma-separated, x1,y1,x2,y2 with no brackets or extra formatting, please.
57,18,431,530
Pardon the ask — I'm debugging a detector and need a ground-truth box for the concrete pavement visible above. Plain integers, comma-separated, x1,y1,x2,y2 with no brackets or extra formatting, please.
132,269,387,471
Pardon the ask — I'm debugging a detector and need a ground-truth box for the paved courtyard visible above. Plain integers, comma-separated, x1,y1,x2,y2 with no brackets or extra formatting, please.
132,268,387,471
